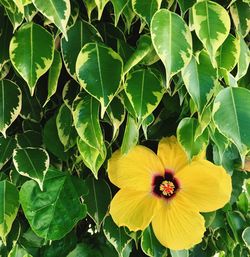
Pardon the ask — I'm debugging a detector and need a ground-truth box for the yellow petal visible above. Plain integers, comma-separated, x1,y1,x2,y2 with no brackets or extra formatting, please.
108,146,164,191
110,189,158,231
152,195,205,250
176,160,232,212
157,136,188,173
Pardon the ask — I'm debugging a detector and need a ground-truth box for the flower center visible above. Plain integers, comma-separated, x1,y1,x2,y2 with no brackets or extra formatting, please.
159,180,175,196
152,170,179,199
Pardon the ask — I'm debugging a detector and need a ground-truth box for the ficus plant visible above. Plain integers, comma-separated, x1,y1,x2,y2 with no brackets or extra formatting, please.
0,0,249,256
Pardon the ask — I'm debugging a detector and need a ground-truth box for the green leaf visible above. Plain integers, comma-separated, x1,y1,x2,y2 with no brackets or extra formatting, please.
16,130,42,148
32,0,70,39
24,3,38,21
121,114,139,154
230,0,250,38
73,95,104,155
132,0,161,25
94,0,109,20
5,4,24,31
142,113,154,140
236,34,249,80
242,227,250,248
0,136,16,170
82,0,96,20
56,104,77,151
216,34,240,72
43,114,70,161
177,0,196,15
9,22,54,95
44,49,62,106
0,181,19,244
192,1,230,66
151,9,192,87
123,35,153,75
141,225,167,257
62,80,80,109
61,20,102,80
19,168,87,240
106,96,125,140
182,50,217,113
13,147,49,190
84,177,111,230
77,138,106,178
170,249,189,257
8,244,32,257
0,80,22,137
212,87,250,162
177,117,209,160
76,42,123,118
125,69,164,124
103,216,132,257
111,0,129,26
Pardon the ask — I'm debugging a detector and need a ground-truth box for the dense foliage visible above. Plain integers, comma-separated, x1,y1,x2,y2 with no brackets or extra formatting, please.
0,0,249,256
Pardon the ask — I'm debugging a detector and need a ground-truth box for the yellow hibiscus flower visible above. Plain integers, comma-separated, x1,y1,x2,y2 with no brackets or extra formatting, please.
107,136,232,250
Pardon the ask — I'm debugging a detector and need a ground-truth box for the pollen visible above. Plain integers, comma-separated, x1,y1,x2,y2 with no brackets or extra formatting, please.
160,180,175,196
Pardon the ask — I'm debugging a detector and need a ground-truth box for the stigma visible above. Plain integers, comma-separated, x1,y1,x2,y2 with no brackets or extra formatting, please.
160,181,175,196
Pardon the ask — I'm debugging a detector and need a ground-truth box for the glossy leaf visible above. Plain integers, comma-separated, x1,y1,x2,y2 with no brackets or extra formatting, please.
62,80,80,109
9,23,54,95
8,244,32,257
56,104,77,151
32,0,70,39
151,9,192,87
132,0,161,25
5,4,24,30
73,95,104,155
170,249,189,257
0,136,16,170
182,50,217,113
192,1,230,65
16,130,42,148
0,180,19,244
141,225,167,257
61,20,102,80
13,147,49,190
77,138,106,178
45,49,62,106
111,0,129,26
125,69,164,124
213,87,250,161
236,34,249,80
84,177,111,230
0,80,22,137
19,168,87,240
242,227,250,248
177,0,196,14
177,117,209,160
82,0,96,20
76,42,123,118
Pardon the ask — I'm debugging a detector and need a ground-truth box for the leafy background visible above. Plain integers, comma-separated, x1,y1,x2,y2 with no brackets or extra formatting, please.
0,0,250,256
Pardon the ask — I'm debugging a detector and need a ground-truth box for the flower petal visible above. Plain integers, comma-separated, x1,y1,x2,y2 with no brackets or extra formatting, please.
110,189,158,231
108,146,164,191
152,195,205,250
157,136,188,172
176,160,232,212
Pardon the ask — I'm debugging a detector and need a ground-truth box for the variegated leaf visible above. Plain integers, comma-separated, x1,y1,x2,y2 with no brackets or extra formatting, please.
62,80,80,109
16,130,42,147
236,34,249,80
151,9,192,87
73,95,104,155
106,96,125,140
94,0,109,20
0,180,19,244
44,49,62,106
213,87,250,163
67,0,79,28
182,50,217,113
77,138,106,178
216,34,240,72
5,4,24,31
123,34,152,75
76,42,123,118
125,69,164,124
132,0,162,25
82,0,96,20
111,0,129,26
24,3,38,21
32,0,70,39
230,0,250,38
142,114,154,140
0,136,16,170
22,0,32,5
177,0,196,15
9,23,54,95
61,20,102,80
13,147,50,190
177,117,209,160
122,0,136,32
192,1,230,66
0,80,22,137
56,104,77,151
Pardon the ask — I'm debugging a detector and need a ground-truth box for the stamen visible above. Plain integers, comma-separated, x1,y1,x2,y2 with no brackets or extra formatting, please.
159,180,175,196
